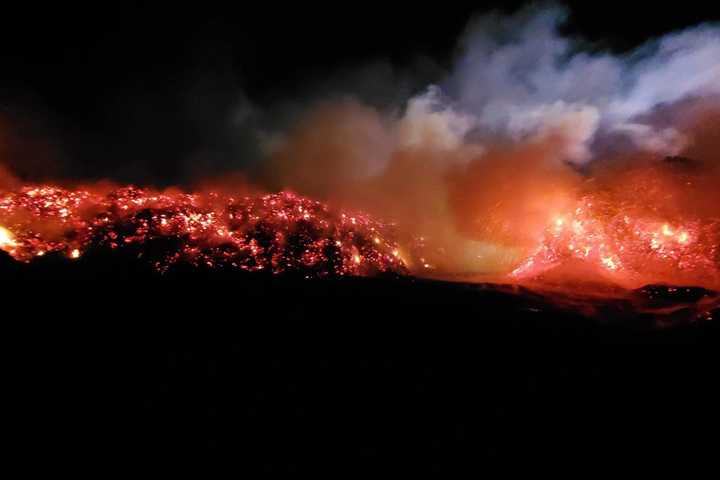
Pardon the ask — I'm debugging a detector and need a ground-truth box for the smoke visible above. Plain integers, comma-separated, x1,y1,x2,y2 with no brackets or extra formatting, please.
254,3,720,277
1,3,719,283
446,4,720,158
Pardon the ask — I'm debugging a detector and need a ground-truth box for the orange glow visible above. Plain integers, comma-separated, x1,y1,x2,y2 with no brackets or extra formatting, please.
0,155,718,292
508,164,720,290
0,185,406,277
0,225,16,249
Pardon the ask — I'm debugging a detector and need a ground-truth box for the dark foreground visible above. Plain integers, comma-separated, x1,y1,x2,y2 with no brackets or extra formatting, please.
3,250,719,474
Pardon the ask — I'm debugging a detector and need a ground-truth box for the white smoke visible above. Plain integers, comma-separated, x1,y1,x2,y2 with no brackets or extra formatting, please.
505,101,600,162
254,4,720,275
262,4,719,179
397,86,476,151
429,4,720,162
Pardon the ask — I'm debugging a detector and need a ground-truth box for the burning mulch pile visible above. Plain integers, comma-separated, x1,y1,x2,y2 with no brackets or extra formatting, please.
0,186,407,277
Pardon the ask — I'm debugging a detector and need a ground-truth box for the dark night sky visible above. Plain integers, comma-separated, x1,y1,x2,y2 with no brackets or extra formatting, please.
1,1,719,183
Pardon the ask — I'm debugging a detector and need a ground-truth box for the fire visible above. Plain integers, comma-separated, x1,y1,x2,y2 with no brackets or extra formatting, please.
511,192,720,289
0,160,718,292
0,185,407,277
0,225,16,249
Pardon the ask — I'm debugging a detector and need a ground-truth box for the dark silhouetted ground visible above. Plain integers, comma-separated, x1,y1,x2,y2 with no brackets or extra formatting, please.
2,249,718,474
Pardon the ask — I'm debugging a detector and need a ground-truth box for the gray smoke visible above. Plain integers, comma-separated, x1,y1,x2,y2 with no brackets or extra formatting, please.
256,4,720,275
441,3,720,162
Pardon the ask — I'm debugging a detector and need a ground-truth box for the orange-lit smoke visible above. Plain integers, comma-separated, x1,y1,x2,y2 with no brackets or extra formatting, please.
249,6,720,289
1,5,719,291
256,92,720,289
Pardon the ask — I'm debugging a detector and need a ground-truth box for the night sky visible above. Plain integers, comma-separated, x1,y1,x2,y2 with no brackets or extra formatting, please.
1,1,719,183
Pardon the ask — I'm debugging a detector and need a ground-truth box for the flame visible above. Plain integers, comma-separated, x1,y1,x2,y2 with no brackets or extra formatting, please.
0,160,718,292
0,225,16,249
510,192,720,289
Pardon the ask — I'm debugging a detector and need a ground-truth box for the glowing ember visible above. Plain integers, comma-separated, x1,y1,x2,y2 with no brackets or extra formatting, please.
0,225,16,249
0,185,407,277
511,192,720,289
1,168,719,292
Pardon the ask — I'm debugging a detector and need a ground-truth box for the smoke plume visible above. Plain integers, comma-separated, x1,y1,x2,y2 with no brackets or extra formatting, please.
254,4,720,283
1,3,719,287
